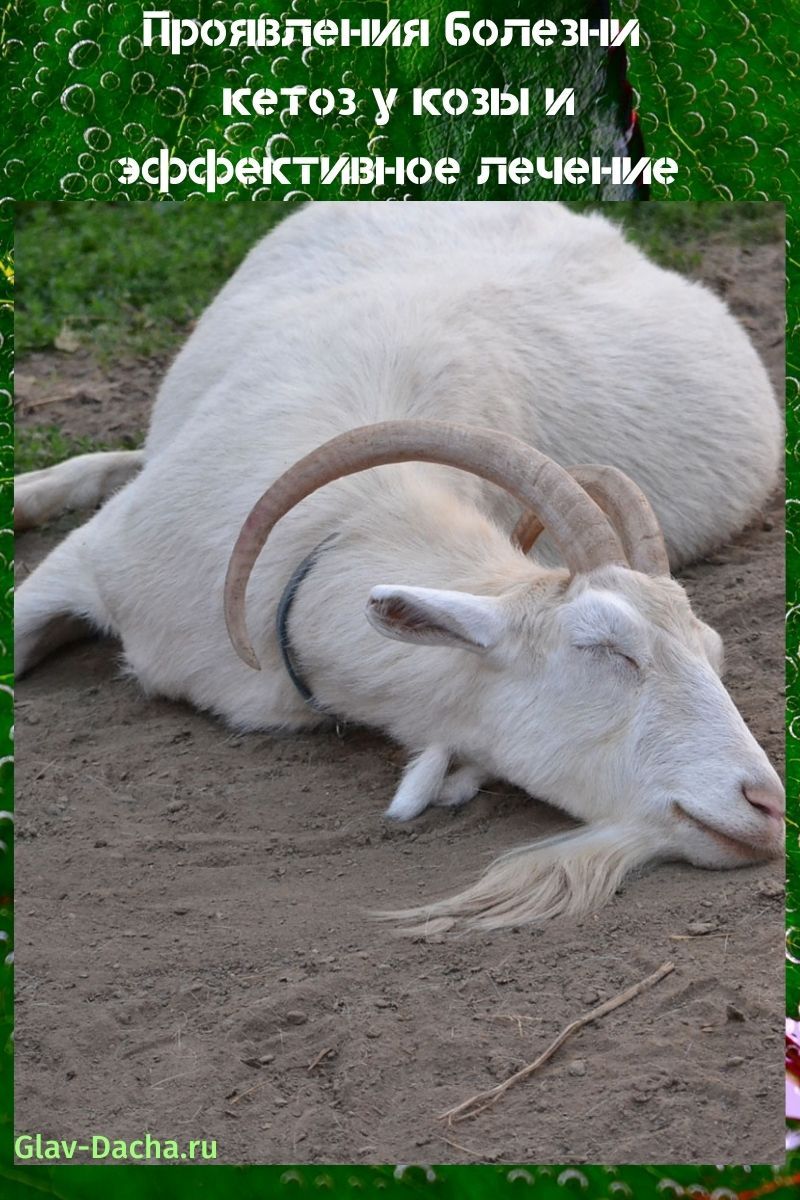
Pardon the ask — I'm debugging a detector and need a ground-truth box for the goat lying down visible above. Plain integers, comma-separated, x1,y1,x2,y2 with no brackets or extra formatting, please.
16,202,784,932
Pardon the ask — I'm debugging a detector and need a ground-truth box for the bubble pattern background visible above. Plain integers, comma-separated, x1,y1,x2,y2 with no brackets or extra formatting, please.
3,0,640,201
0,1160,797,1197
1,0,799,1193
627,0,796,202
0,204,12,1173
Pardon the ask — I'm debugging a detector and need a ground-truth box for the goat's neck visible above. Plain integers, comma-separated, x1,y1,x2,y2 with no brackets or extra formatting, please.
288,487,565,746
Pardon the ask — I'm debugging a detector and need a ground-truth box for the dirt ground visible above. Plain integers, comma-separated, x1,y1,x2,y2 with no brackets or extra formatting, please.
15,237,785,1165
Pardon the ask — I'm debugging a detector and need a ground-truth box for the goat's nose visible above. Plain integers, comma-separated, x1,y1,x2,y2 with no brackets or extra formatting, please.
742,782,785,822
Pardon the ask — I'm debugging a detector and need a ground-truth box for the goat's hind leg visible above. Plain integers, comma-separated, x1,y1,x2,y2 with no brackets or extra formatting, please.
15,450,144,531
16,528,112,676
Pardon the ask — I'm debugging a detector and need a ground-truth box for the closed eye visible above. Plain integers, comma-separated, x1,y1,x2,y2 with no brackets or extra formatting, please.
579,643,640,672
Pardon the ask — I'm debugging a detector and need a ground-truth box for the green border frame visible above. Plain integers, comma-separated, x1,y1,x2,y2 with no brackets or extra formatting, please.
1,207,14,1183
2,0,799,1194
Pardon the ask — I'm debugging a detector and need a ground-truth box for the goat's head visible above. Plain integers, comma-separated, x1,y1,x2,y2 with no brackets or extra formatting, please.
366,565,782,869
224,421,783,930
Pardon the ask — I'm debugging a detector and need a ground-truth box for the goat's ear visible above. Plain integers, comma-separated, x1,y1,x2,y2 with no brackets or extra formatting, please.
366,586,506,652
697,620,724,677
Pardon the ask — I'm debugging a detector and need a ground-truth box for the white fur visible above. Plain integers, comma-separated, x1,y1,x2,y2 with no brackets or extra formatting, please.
386,746,451,821
15,202,784,931
14,450,144,532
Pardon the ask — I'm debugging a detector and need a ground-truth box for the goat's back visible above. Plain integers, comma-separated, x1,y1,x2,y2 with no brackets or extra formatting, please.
143,202,780,568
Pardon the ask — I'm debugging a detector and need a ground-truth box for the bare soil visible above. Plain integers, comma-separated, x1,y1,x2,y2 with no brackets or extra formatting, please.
15,238,786,1164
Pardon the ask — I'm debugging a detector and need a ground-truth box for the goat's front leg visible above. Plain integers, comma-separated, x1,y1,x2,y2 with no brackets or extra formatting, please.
435,762,488,808
385,751,489,821
385,745,450,821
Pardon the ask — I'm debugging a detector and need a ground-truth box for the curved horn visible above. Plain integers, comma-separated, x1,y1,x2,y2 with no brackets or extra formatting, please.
224,421,627,669
512,464,670,576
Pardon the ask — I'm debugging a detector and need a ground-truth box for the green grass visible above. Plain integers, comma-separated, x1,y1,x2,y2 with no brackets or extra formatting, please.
16,201,782,361
15,201,287,360
14,425,138,474
15,200,783,470
573,200,784,271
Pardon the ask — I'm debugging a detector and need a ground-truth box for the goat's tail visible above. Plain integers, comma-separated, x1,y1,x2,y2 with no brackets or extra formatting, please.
373,823,654,935
15,449,144,532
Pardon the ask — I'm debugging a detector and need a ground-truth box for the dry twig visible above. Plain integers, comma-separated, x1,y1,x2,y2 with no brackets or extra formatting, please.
438,1132,484,1158
668,933,727,941
20,392,81,410
440,960,675,1124
229,1078,273,1105
307,1046,335,1071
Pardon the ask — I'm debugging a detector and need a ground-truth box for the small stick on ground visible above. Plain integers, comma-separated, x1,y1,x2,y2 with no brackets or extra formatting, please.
668,933,727,940
307,1046,334,1071
438,1132,485,1159
229,1078,271,1106
440,960,675,1125
20,391,82,410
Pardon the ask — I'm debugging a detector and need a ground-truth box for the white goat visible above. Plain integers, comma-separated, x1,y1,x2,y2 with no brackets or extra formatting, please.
16,202,784,932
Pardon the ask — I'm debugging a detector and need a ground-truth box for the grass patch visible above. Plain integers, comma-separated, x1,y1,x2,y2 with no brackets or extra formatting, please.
15,201,782,362
15,201,288,360
570,201,784,271
15,425,140,474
